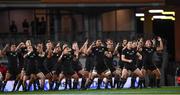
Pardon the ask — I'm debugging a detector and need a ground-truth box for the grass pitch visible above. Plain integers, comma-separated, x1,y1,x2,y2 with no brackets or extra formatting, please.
1,86,180,95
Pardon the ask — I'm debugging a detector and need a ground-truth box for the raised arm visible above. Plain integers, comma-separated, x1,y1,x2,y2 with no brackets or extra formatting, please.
86,41,95,55
79,39,88,53
113,42,120,55
136,52,142,60
57,51,64,63
156,37,163,51
15,42,24,51
23,50,31,58
2,44,9,55
83,40,88,54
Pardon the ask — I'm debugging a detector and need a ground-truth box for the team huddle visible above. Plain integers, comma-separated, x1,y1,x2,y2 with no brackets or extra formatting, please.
0,36,163,92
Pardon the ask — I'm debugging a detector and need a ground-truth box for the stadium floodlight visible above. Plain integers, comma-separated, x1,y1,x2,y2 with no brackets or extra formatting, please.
162,11,175,16
152,15,175,20
153,15,166,19
135,13,144,17
140,18,145,21
149,9,164,13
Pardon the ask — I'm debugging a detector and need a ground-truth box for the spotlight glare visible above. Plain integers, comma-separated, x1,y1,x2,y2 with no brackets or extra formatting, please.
135,13,144,17
140,18,145,21
149,9,164,13
162,11,175,16
152,15,175,20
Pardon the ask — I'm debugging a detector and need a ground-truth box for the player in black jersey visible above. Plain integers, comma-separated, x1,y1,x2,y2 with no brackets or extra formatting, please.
11,42,27,91
0,42,24,92
117,39,128,68
83,41,97,89
85,40,110,89
34,43,46,90
136,39,146,88
104,39,121,89
43,41,56,90
22,43,45,91
84,42,95,73
55,43,71,90
51,43,62,91
22,45,39,91
120,41,144,88
71,41,89,90
71,42,83,89
79,40,92,90
116,39,128,88
143,40,157,88
36,43,47,75
152,37,164,69
143,37,163,88
130,40,144,88
84,41,98,89
57,44,79,90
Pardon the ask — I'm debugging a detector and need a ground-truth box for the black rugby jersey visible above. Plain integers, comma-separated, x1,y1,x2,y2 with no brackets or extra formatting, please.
122,48,137,64
6,51,19,68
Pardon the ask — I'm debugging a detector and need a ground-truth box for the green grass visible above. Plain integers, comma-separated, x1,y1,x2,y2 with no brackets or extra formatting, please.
1,87,180,95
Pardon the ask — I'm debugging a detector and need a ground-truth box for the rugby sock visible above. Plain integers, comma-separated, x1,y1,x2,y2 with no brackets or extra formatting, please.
156,79,161,88
35,80,41,90
0,81,2,91
152,76,156,88
0,81,4,92
110,78,114,88
138,78,143,88
117,78,122,88
22,81,27,91
149,75,154,88
64,79,71,90
85,79,93,89
97,78,102,89
105,81,109,89
121,78,126,88
28,81,33,91
142,78,146,88
33,81,37,91
1,81,7,92
130,77,136,88
12,80,18,91
64,79,68,90
16,80,23,91
54,81,60,90
114,78,119,88
73,80,78,89
81,78,86,89
49,81,54,90
68,79,72,89
41,83,44,90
